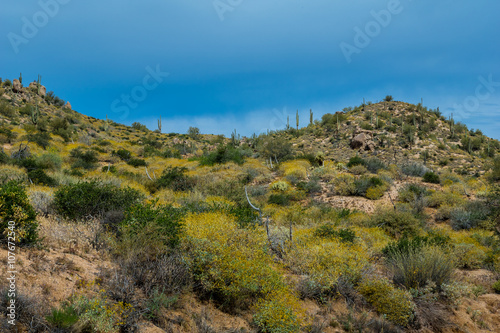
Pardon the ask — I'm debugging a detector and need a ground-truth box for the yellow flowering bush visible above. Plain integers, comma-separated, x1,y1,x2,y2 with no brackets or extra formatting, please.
280,160,310,180
366,186,386,200
330,173,356,196
183,212,303,330
286,229,369,290
49,280,134,332
253,292,301,333
358,278,415,326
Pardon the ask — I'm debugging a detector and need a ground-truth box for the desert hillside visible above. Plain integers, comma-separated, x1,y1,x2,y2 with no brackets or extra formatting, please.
1,76,500,333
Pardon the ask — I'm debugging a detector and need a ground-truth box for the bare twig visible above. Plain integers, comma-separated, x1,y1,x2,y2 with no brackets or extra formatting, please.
245,186,262,223
145,166,153,181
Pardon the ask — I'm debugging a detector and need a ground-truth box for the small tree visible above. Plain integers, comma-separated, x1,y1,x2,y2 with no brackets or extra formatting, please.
385,95,393,102
0,181,38,244
188,126,200,139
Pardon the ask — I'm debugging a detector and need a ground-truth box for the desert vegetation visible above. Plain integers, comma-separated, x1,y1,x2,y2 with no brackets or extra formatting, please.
0,79,499,332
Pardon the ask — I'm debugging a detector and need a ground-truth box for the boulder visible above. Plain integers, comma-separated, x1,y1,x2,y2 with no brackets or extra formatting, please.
28,81,46,97
2,94,11,101
350,133,376,151
350,133,369,149
63,101,72,110
12,79,22,93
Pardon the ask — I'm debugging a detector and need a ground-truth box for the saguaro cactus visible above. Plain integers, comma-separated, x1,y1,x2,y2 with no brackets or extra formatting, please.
158,116,162,133
104,114,110,131
30,104,40,125
309,109,313,125
296,110,299,130
37,74,42,94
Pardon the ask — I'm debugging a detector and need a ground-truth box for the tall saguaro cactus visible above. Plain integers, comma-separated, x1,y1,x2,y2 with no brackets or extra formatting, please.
104,114,110,131
30,104,40,125
296,110,299,130
36,74,42,94
158,116,162,133
309,109,313,125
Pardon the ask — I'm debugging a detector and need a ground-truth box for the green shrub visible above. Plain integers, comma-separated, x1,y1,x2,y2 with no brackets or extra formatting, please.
398,184,430,203
365,158,387,173
268,193,291,206
331,174,356,196
347,155,366,168
50,117,72,141
382,233,451,259
314,225,356,243
0,101,15,117
70,148,98,170
27,132,51,149
0,181,38,244
492,156,500,181
401,161,429,177
127,158,147,167
0,150,9,164
36,152,62,170
450,201,490,230
101,165,117,173
54,180,144,219
188,126,200,139
371,208,422,238
354,176,384,196
297,177,322,194
156,166,194,192
113,148,132,161
132,122,148,131
493,280,500,294
387,245,454,289
199,144,247,166
453,243,486,269
258,136,293,161
121,200,185,248
423,171,440,184
358,278,415,326
46,303,79,329
27,169,57,186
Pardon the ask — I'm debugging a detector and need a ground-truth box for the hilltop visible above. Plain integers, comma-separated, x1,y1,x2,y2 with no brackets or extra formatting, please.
0,76,500,333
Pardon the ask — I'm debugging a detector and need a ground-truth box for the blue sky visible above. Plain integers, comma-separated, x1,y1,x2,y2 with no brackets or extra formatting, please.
2,0,500,138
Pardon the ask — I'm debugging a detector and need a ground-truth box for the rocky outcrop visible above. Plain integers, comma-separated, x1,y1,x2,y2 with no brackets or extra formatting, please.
63,101,72,110
12,79,22,93
350,132,375,151
28,81,47,97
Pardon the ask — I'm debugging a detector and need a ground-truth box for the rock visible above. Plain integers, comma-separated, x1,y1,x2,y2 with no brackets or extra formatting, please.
39,85,46,97
350,133,376,151
12,79,22,93
2,94,11,101
28,81,46,97
63,101,72,110
350,133,369,149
